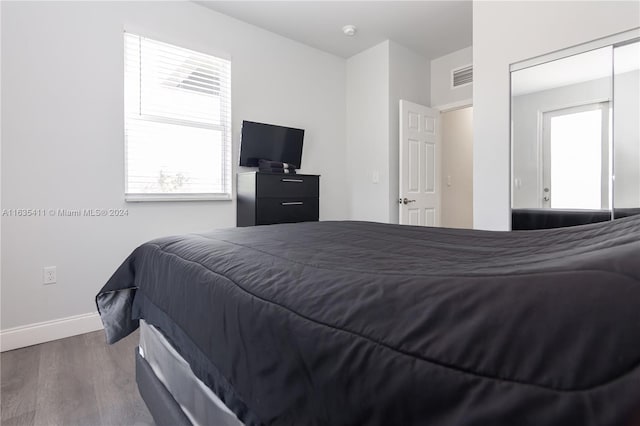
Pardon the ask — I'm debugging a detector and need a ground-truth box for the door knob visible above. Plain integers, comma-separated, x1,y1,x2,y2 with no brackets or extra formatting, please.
543,187,550,202
398,197,416,205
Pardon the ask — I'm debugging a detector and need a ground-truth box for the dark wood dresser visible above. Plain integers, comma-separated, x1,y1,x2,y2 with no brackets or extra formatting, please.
236,172,320,227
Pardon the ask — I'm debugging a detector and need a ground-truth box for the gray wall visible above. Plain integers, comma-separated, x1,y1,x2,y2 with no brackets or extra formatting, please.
346,40,430,224
1,1,349,330
346,41,391,223
431,46,473,108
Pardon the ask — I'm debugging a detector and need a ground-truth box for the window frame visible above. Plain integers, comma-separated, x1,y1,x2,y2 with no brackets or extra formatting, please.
123,31,232,202
541,102,611,210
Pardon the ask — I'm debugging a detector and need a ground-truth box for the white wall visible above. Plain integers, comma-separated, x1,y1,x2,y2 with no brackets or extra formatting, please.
346,41,391,223
346,40,430,224
1,1,348,330
388,41,430,223
473,0,640,230
431,46,473,108
441,106,473,229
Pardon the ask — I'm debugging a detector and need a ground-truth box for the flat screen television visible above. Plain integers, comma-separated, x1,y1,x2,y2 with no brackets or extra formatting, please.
239,121,305,168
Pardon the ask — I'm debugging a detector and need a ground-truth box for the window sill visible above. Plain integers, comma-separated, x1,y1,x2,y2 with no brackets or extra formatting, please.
125,193,232,202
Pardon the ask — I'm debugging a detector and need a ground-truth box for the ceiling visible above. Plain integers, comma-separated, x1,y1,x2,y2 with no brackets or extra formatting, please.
196,1,472,59
512,42,640,96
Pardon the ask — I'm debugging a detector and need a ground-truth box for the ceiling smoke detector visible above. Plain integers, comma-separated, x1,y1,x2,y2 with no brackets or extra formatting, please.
342,25,357,37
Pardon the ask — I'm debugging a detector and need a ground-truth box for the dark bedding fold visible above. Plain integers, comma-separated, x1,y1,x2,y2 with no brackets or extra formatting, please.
96,217,640,426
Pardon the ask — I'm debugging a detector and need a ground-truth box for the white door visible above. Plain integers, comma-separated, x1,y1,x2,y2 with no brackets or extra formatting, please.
399,100,441,226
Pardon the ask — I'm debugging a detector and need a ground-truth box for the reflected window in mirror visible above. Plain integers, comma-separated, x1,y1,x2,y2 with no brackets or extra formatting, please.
545,102,610,210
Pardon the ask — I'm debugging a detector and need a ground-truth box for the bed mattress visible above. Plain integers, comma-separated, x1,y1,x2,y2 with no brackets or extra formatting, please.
97,218,640,425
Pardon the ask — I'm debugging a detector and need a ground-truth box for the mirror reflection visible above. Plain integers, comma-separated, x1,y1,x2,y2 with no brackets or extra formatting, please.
613,41,640,216
512,47,612,212
511,41,640,230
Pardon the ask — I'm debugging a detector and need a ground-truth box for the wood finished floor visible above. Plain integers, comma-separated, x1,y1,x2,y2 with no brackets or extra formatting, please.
1,330,154,426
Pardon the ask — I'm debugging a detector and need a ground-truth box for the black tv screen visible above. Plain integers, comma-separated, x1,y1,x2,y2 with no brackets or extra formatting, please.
239,121,304,168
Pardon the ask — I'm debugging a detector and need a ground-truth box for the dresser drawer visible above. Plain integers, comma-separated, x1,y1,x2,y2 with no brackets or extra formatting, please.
256,198,319,225
256,174,319,198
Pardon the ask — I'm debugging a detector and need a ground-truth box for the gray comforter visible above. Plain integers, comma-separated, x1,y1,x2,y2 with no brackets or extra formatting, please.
97,217,640,425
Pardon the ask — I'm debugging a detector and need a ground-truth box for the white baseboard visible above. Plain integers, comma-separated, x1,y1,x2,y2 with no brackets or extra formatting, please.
0,312,104,352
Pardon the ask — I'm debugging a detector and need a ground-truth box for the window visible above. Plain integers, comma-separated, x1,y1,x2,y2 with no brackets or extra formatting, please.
124,33,231,201
542,102,610,209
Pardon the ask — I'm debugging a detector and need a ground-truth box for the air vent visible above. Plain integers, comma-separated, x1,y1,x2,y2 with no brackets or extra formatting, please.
452,65,473,87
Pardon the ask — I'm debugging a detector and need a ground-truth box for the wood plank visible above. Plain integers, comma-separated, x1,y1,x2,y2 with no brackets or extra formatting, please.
2,330,154,426
1,344,40,422
1,410,35,426
89,330,154,426
33,333,102,426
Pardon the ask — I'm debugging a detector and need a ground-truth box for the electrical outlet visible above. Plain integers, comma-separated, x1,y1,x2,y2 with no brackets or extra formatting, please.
43,266,56,285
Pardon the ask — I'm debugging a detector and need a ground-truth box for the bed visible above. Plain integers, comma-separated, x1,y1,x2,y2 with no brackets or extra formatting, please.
96,217,640,426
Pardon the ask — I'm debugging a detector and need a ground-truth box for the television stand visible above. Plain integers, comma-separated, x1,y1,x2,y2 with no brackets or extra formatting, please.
236,172,320,227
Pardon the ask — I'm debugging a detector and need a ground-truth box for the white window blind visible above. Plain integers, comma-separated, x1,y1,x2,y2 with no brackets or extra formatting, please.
124,32,231,200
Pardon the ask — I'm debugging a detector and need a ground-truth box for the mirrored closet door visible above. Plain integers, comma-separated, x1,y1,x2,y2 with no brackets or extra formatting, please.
613,40,640,219
510,32,640,230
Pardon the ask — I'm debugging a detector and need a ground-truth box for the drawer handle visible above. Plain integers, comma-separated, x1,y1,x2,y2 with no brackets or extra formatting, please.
281,201,304,206
281,178,304,183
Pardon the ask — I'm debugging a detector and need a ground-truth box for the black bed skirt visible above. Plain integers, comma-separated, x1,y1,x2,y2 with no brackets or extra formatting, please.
511,208,640,230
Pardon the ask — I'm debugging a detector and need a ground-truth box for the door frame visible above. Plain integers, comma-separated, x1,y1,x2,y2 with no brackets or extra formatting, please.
434,98,473,114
